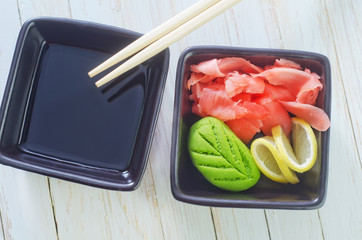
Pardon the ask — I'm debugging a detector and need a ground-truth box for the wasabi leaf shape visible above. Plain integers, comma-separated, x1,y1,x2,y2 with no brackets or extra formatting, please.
188,117,260,191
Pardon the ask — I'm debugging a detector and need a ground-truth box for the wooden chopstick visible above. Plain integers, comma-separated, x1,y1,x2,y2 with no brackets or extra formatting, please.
94,0,242,87
88,0,220,78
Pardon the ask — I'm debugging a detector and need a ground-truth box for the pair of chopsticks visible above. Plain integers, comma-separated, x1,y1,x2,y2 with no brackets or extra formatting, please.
89,0,242,87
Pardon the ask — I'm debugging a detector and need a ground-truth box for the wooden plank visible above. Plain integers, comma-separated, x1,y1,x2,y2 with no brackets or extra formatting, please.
114,0,216,239
0,1,359,240
148,121,216,240
225,0,282,48
0,171,58,240
268,0,362,239
144,1,217,239
198,0,325,238
103,167,164,239
317,0,362,239
17,0,71,21
0,1,58,240
47,1,165,239
48,180,111,239
0,218,3,240
148,1,270,239
212,0,325,238
49,167,164,239
195,0,273,238
256,0,327,239
68,0,125,27
0,0,21,98
324,0,362,164
49,164,164,239
266,210,324,240
212,208,270,239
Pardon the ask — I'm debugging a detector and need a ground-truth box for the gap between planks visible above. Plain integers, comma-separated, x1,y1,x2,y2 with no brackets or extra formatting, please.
47,178,60,240
147,165,166,240
0,207,6,240
263,211,272,240
15,2,60,239
16,0,23,24
209,208,218,240
67,0,73,19
317,211,326,240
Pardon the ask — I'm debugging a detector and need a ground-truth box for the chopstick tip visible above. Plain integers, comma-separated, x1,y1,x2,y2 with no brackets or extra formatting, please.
88,71,95,78
95,81,102,88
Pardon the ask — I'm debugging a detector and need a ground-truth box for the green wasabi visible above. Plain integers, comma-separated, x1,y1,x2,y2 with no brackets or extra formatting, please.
188,117,260,192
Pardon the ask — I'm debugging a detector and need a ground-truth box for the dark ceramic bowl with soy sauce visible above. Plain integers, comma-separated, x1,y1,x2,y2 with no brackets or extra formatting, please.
171,46,331,209
0,17,170,190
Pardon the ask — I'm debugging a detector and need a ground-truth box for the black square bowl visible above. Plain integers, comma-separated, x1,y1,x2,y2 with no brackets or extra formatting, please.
0,17,169,190
171,46,331,209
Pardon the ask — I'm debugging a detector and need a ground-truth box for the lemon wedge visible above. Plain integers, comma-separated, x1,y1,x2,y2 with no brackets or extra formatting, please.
272,118,317,173
250,136,299,184
292,117,318,172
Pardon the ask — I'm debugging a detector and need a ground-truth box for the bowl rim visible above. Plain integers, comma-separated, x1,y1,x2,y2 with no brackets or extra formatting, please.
170,45,331,209
0,17,170,191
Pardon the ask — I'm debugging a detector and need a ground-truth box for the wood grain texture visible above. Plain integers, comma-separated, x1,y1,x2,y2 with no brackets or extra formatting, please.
47,1,166,239
0,1,58,240
318,0,362,239
69,0,125,28
266,210,324,240
262,1,327,239
324,0,362,165
0,169,58,240
102,166,164,240
185,1,272,238
148,122,217,240
0,0,361,239
212,208,270,239
17,0,71,21
0,0,21,98
271,1,362,239
143,1,218,239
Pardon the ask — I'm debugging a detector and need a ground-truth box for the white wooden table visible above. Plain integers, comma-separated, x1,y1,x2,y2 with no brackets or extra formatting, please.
0,0,361,239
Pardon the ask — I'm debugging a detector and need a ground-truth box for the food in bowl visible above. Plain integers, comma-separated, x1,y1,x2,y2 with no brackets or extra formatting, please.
187,57,330,143
171,46,331,208
186,56,330,189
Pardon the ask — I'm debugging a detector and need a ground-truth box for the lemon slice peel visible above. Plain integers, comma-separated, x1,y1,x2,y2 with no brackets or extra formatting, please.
251,136,298,184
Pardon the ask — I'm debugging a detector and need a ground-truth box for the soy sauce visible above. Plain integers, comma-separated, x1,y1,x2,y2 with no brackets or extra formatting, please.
21,43,145,171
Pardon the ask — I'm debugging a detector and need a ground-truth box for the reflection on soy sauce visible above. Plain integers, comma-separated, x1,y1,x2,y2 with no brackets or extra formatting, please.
99,63,148,103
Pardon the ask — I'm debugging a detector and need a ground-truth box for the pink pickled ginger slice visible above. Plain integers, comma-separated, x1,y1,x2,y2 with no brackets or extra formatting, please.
272,58,302,70
254,67,323,105
190,59,225,77
187,73,215,90
224,72,265,97
196,87,248,121
261,83,296,102
226,118,263,144
279,101,330,131
217,57,263,75
255,97,292,137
